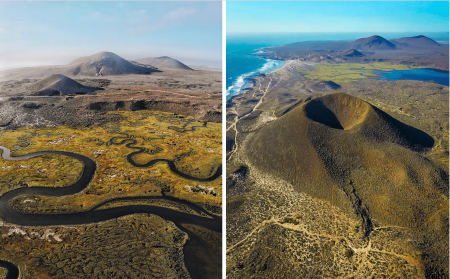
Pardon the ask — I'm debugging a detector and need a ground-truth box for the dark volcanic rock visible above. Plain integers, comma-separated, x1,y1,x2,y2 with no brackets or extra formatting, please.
28,74,101,96
247,92,445,232
309,80,341,91
342,48,364,57
66,51,159,76
22,103,42,109
352,35,397,51
391,35,440,48
132,56,193,70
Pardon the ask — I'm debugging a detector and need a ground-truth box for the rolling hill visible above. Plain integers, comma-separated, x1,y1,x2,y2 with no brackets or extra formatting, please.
132,56,193,70
352,35,397,51
0,51,159,81
391,35,440,48
65,51,158,76
28,74,101,96
341,48,364,57
309,80,341,91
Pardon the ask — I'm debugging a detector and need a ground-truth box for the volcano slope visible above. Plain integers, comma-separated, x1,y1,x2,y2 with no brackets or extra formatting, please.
28,74,101,96
132,56,194,71
247,92,446,230
227,91,448,278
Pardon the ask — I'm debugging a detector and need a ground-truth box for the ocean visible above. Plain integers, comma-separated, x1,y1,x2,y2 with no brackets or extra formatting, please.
226,43,284,100
226,32,449,100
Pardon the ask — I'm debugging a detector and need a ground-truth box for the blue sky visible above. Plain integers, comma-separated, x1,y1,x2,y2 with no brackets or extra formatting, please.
227,1,449,34
0,1,222,71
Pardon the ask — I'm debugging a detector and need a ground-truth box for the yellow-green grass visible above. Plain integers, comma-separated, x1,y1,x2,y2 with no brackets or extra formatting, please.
0,155,83,195
299,62,424,83
0,110,222,214
0,214,189,278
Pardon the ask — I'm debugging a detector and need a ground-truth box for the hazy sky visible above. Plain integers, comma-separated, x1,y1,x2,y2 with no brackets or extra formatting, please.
227,1,449,34
0,1,222,71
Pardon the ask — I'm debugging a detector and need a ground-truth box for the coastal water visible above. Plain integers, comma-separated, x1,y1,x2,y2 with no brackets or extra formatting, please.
374,68,449,86
226,42,284,100
226,32,449,100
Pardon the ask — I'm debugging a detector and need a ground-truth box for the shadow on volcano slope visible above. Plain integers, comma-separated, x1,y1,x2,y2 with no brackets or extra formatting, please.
248,92,446,228
304,93,435,151
28,74,102,96
245,92,448,274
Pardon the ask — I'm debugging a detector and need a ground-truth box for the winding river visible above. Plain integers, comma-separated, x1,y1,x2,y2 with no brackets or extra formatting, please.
0,145,222,279
0,259,19,279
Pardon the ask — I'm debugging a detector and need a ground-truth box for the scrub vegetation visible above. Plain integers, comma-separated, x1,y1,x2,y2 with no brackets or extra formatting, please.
226,57,448,278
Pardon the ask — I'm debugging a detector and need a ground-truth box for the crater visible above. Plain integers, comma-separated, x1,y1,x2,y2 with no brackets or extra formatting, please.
304,92,370,130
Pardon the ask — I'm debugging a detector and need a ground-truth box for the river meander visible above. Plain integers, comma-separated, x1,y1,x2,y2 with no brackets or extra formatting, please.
0,146,221,279
0,111,222,279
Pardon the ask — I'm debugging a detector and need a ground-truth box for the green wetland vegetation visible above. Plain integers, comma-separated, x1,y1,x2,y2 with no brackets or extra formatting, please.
0,110,222,278
298,62,423,83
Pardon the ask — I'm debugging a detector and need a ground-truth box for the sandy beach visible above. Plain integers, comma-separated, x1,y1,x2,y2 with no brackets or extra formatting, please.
270,59,296,73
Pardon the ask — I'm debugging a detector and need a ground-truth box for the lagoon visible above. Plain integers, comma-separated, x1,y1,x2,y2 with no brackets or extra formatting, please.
374,68,449,86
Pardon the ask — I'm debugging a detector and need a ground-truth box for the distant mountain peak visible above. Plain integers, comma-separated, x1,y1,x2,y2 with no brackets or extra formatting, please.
391,35,440,48
132,56,193,70
66,51,157,76
352,35,396,51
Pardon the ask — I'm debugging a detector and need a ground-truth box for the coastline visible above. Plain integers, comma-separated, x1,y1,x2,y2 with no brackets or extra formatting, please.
271,59,295,73
226,56,286,100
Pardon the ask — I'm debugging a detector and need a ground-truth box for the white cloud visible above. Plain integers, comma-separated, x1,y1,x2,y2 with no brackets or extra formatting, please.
91,11,101,18
127,6,198,35
163,7,196,24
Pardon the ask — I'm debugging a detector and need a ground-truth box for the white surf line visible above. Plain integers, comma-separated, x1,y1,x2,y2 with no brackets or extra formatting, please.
226,78,269,162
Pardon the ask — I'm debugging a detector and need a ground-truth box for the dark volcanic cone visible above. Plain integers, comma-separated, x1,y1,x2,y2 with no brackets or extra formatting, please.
246,92,447,233
352,35,397,51
65,51,159,76
309,80,341,91
0,51,160,80
132,56,193,70
29,74,101,96
342,48,364,57
391,35,440,48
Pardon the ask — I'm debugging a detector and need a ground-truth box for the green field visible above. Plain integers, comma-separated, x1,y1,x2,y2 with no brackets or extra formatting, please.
299,62,423,83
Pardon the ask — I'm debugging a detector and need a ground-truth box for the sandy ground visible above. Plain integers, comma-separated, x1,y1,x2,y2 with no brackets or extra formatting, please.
271,59,296,73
